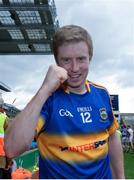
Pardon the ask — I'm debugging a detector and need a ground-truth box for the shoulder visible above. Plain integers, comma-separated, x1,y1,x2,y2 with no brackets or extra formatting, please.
88,81,108,91
87,81,112,103
42,88,65,107
128,128,133,132
87,81,110,97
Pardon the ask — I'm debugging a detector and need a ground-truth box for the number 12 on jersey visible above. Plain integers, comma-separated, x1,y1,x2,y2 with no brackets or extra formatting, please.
80,112,92,123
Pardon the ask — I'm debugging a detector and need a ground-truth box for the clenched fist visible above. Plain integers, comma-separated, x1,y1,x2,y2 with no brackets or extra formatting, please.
41,64,68,95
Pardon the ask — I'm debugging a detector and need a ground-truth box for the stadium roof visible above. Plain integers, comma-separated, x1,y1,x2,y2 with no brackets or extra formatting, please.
0,0,59,55
0,81,11,92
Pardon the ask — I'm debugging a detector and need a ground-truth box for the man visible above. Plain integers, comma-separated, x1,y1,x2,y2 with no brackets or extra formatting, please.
5,25,124,179
0,101,12,179
121,125,128,149
127,125,134,150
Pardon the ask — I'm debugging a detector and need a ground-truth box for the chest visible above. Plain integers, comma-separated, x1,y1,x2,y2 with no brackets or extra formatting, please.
45,93,113,134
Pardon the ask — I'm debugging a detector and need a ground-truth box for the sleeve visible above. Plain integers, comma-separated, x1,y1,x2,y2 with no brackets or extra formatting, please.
35,96,52,138
107,117,119,135
35,116,45,137
103,89,119,136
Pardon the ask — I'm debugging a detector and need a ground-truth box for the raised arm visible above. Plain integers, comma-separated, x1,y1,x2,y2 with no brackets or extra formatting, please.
5,64,67,158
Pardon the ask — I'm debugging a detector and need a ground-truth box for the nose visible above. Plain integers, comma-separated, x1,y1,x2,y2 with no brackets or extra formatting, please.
71,59,79,72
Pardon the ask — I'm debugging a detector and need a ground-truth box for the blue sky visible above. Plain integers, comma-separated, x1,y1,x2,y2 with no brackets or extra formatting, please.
0,0,134,113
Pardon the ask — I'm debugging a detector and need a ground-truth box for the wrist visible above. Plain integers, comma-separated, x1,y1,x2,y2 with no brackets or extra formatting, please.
37,85,51,103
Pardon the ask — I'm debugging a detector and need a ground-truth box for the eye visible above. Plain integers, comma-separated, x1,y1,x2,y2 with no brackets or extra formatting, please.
62,58,71,64
78,56,86,62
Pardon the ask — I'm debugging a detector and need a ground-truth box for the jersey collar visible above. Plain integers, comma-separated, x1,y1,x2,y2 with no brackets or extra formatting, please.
61,80,91,94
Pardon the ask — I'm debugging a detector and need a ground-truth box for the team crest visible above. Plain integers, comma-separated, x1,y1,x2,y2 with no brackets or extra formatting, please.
99,108,108,121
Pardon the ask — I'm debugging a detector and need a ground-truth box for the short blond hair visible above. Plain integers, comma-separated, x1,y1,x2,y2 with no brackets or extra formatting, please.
52,25,93,62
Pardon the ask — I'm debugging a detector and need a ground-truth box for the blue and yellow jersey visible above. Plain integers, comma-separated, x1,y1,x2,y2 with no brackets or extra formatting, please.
36,81,119,179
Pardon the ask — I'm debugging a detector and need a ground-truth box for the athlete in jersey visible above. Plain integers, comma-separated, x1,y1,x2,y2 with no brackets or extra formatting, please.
5,25,124,179
36,81,119,179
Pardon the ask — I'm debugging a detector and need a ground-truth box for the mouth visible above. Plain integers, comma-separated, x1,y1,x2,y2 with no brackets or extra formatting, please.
69,74,81,79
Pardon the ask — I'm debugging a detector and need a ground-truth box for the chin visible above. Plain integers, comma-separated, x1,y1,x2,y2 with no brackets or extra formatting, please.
67,81,83,89
68,84,81,88
67,78,86,88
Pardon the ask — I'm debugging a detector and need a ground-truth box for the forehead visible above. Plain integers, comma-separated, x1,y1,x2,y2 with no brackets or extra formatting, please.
57,41,89,57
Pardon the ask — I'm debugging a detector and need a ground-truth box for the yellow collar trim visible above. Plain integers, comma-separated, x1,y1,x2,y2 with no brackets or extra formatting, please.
61,80,91,94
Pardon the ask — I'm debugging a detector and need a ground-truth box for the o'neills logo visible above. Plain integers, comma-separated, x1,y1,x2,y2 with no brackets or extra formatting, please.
59,140,106,153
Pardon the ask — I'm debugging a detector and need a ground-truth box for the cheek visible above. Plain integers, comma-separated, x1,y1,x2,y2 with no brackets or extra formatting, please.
60,64,71,71
82,65,89,73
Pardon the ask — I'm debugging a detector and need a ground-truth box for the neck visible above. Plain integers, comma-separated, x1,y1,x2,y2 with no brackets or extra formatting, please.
68,85,87,94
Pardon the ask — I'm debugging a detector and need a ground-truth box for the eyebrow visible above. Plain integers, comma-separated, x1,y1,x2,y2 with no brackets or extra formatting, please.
60,55,87,59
